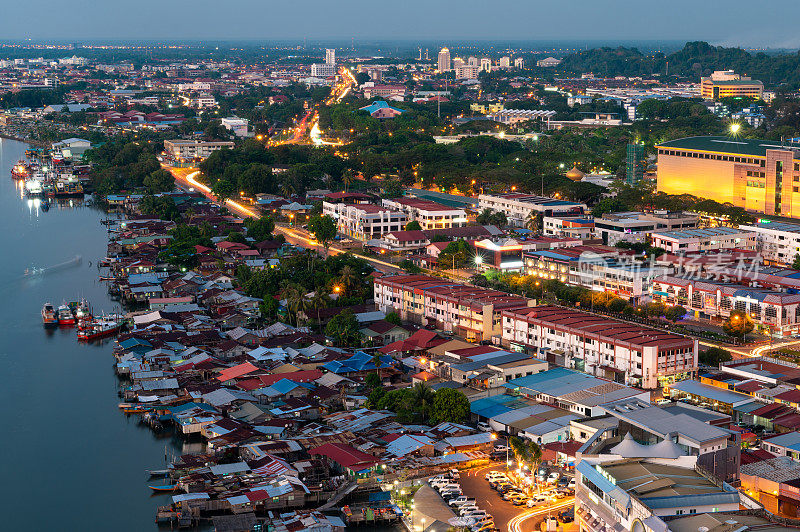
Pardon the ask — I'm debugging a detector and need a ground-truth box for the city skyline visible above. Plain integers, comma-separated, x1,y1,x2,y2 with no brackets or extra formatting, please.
2,0,800,47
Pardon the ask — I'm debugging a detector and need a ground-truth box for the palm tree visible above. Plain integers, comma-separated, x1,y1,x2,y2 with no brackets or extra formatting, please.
338,265,359,291
525,212,543,233
342,169,354,193
371,352,384,382
280,283,306,326
309,291,328,331
411,381,435,423
279,180,296,199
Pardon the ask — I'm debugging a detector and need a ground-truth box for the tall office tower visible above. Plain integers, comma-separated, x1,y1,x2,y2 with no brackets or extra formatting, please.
480,57,492,73
626,143,646,185
325,48,335,66
452,57,464,69
468,56,478,66
499,56,511,68
438,48,451,72
514,57,524,69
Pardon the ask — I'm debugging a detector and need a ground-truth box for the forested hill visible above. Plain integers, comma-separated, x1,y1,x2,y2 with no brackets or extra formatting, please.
556,41,800,87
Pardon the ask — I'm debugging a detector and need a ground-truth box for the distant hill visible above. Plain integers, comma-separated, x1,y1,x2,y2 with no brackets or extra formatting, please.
556,41,800,88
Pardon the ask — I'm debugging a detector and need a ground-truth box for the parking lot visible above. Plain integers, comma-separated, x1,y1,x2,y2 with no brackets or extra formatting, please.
424,461,576,532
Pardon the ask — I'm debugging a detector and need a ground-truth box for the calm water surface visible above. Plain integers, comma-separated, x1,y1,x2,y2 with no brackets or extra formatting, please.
0,138,184,530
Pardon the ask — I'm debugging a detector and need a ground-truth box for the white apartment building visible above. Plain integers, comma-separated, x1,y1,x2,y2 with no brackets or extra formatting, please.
454,65,480,79
220,117,249,137
438,48,451,72
478,193,586,227
649,227,757,253
501,305,698,389
310,63,336,78
542,215,595,239
738,220,800,265
179,93,217,109
480,58,492,73
325,48,335,65
595,211,699,246
373,274,532,342
381,197,467,231
321,202,408,241
163,139,235,160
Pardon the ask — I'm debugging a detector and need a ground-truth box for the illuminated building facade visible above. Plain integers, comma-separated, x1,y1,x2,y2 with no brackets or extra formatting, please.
700,70,763,100
656,136,800,218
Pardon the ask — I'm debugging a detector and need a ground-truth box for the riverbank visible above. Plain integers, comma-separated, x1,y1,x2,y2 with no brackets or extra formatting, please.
0,137,185,531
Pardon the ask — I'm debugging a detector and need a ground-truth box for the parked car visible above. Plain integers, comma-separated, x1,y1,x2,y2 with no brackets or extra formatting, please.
459,505,479,516
477,422,492,432
568,478,576,489
486,471,506,481
510,494,528,506
526,494,548,507
449,496,476,507
449,469,461,480
558,508,574,523
547,472,560,484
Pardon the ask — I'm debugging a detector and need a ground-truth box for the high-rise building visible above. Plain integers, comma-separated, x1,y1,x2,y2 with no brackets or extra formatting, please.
626,143,646,185
514,57,524,69
480,58,491,73
468,56,478,66
499,56,510,68
311,63,336,78
325,48,336,66
656,136,800,217
437,48,451,73
452,57,464,69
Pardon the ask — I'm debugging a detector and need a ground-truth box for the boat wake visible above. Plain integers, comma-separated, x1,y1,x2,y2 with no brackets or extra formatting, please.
24,255,83,276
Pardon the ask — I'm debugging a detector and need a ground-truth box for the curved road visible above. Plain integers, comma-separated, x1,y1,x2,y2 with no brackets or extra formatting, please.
166,167,401,273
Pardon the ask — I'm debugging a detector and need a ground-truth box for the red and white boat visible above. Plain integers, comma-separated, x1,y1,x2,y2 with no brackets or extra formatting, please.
11,161,30,180
57,304,75,326
77,317,122,341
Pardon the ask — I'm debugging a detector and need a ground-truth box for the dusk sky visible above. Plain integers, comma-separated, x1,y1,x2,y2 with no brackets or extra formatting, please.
3,0,800,47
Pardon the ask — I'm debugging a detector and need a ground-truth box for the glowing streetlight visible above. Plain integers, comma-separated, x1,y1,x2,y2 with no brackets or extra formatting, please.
730,123,741,135
333,285,342,294
475,255,483,265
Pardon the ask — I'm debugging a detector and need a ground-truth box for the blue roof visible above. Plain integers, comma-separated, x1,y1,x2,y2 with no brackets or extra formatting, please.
762,432,800,453
359,101,404,115
320,351,394,374
507,367,608,396
669,379,753,405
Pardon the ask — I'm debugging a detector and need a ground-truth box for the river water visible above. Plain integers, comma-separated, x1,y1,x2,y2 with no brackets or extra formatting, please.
0,138,184,530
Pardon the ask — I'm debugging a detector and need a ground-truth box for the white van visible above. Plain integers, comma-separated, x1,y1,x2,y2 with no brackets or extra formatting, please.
477,422,492,432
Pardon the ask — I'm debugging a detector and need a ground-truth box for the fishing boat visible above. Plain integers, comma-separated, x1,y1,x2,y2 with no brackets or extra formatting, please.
147,469,171,478
148,484,177,492
57,304,75,326
77,316,120,341
11,161,30,180
73,299,93,323
41,302,58,326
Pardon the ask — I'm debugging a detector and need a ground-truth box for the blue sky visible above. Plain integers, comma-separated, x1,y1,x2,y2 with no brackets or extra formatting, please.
3,0,800,47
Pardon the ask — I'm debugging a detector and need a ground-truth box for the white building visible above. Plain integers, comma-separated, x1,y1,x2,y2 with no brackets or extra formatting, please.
595,211,699,246
180,93,217,109
163,139,235,160
738,220,800,265
437,48,451,73
536,57,561,67
220,117,250,137
649,227,757,254
321,202,408,241
310,63,336,78
480,58,492,73
499,56,510,68
501,306,697,389
514,57,524,69
478,193,586,227
381,197,467,231
454,65,480,79
486,109,556,125
325,48,336,66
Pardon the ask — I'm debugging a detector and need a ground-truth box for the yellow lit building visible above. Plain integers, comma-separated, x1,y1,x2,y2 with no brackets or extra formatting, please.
656,136,800,218
700,70,763,100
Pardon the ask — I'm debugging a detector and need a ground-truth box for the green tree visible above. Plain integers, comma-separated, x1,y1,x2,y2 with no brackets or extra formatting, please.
259,297,279,321
430,388,470,424
246,216,276,242
699,346,732,367
723,310,754,341
211,178,237,201
142,169,175,193
385,312,402,326
438,239,472,270
365,372,381,389
405,220,422,231
664,305,687,322
308,214,337,255
793,254,800,270
325,309,362,347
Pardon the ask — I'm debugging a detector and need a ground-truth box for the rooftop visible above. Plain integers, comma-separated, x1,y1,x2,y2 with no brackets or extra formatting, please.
658,136,800,158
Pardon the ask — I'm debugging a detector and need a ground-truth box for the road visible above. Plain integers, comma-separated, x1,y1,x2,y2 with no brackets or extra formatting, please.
166,166,402,274
460,463,574,532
